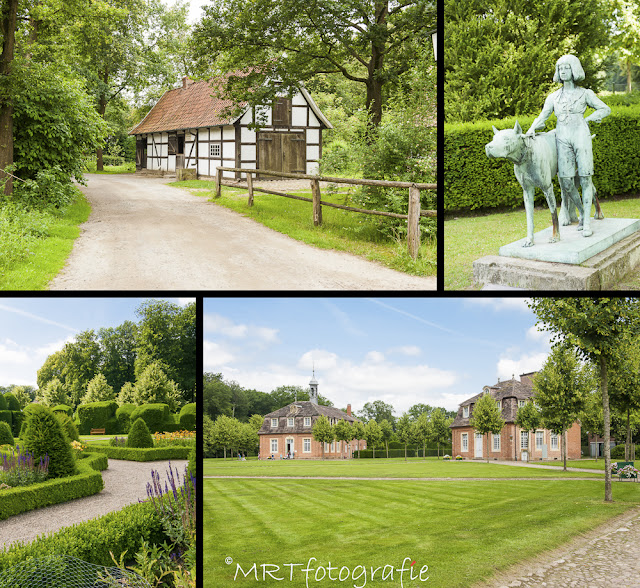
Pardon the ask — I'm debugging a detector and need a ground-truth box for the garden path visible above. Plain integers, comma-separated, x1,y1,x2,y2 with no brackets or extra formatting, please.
0,459,187,551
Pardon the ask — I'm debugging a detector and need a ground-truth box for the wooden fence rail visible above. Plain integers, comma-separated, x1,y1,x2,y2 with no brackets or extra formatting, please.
215,167,437,259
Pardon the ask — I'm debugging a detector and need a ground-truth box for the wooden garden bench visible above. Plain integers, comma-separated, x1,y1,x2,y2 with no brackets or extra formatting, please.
90,428,106,435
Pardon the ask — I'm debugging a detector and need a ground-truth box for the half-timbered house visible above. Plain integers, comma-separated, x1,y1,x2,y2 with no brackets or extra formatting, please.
129,77,332,179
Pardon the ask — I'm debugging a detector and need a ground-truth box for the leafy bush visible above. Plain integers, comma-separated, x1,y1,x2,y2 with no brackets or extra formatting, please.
179,403,196,431
127,418,154,448
3,393,20,412
0,411,11,428
102,154,125,166
115,403,136,434
130,404,171,434
77,401,118,435
55,413,80,442
109,436,127,447
0,422,13,446
187,447,195,478
22,404,76,479
0,204,55,271
610,444,640,459
52,404,72,416
84,444,191,461
0,395,6,410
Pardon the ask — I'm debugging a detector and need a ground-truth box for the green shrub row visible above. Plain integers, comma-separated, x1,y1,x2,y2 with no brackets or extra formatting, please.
130,403,169,433
0,456,106,521
84,444,191,461
0,500,165,571
444,104,640,212
354,447,452,459
0,411,24,437
611,444,640,459
76,401,187,435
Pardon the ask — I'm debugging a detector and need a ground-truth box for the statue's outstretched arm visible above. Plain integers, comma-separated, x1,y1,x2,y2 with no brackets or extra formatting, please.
526,94,555,135
584,90,611,124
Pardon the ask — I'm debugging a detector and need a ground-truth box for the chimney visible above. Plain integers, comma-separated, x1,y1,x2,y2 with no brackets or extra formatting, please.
182,76,190,89
347,404,351,417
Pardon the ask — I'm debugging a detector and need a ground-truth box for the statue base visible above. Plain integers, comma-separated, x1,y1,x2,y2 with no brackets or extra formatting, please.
473,222,640,290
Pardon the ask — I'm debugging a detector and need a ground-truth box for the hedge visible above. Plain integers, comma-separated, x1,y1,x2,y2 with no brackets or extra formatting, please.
77,401,118,435
130,404,170,433
0,453,106,521
10,411,23,438
84,444,191,461
354,448,453,459
52,404,73,416
611,444,640,459
115,403,136,434
0,500,165,572
444,104,640,212
0,411,11,427
179,403,196,431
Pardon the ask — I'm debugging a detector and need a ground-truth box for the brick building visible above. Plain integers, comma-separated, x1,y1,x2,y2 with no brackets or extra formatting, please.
258,374,366,459
450,373,581,461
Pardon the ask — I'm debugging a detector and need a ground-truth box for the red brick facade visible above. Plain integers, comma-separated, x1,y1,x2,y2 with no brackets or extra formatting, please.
259,434,366,460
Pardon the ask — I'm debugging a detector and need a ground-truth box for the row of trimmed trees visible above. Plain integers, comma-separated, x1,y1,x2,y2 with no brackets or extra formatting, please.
203,414,263,459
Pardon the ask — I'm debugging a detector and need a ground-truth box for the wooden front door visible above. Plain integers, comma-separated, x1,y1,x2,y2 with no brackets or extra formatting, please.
136,139,147,169
257,132,305,178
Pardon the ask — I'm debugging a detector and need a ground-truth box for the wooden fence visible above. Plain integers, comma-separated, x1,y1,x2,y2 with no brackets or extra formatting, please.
215,167,437,259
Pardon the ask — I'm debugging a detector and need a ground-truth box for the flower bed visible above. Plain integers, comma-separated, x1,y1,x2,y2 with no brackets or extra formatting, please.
0,452,107,521
0,445,49,487
84,445,190,462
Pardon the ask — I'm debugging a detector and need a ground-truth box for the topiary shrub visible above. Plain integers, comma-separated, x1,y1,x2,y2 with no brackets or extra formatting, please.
115,403,136,434
0,394,6,411
77,401,118,435
55,412,80,442
0,410,11,428
18,420,28,440
179,403,196,431
10,411,24,438
3,393,19,411
126,418,154,448
22,404,77,479
52,404,72,417
187,446,195,478
130,404,170,434
0,421,14,446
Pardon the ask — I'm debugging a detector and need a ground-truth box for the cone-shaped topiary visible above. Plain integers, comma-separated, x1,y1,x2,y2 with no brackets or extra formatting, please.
18,420,28,440
126,417,154,448
0,421,14,446
55,412,80,442
22,404,76,478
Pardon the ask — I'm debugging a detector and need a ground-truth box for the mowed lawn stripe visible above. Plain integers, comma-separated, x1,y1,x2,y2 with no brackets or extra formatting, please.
206,478,640,588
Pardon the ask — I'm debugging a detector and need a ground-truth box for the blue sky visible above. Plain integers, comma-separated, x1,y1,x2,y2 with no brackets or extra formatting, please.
203,297,553,414
0,297,194,388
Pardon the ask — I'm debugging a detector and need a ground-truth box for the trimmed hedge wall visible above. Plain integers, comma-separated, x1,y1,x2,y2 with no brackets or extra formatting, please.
130,403,170,434
77,401,118,435
84,444,191,461
0,410,11,427
179,403,196,431
354,448,453,458
0,454,106,521
11,411,23,438
52,404,72,416
611,444,640,459
0,500,165,571
115,403,136,434
445,104,640,212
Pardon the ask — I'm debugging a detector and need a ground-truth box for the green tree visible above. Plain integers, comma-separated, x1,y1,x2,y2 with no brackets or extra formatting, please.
430,408,453,459
444,0,611,122
98,321,138,394
81,373,115,404
116,381,136,406
609,0,640,93
358,400,396,427
333,419,354,460
9,385,31,410
396,414,414,461
134,361,180,410
192,0,435,133
248,413,264,432
364,419,383,460
470,392,505,463
412,412,430,460
237,421,259,455
581,388,604,461
514,400,542,462
379,418,394,458
127,417,154,448
528,297,640,502
38,377,71,407
211,414,241,459
351,420,366,458
312,415,334,460
407,403,434,422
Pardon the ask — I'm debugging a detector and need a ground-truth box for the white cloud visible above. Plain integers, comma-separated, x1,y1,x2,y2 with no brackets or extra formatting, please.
0,336,74,387
175,298,196,306
365,351,385,363
465,298,531,312
388,345,421,357
496,351,549,382
526,325,552,348
203,340,236,369
204,313,279,343
297,349,339,371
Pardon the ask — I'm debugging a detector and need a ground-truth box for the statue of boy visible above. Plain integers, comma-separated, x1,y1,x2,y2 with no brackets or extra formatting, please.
526,54,610,237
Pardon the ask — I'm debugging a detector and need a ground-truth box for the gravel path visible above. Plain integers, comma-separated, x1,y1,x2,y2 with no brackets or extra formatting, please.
48,174,435,290
0,459,187,551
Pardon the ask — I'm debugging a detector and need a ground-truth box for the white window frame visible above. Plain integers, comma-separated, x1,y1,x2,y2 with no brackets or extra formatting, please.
324,442,330,453
461,433,468,451
463,406,469,418
304,416,311,427
520,431,529,449
518,400,526,408
550,434,558,450
271,418,278,428
287,417,294,427
493,434,500,451
210,143,221,157
536,431,544,449
336,441,341,453
330,442,335,453
303,438,311,453
270,439,278,453
495,400,501,410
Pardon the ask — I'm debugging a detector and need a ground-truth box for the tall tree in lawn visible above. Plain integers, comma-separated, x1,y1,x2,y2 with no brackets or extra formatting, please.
469,392,505,464
430,408,453,459
134,361,180,410
379,418,394,459
608,339,640,461
364,419,383,460
514,400,542,463
528,297,640,502
98,321,138,394
609,0,640,93
312,415,334,460
211,414,241,460
358,400,396,427
248,413,264,432
407,403,434,422
413,412,430,460
192,0,435,135
333,419,354,460
396,413,413,461
581,388,604,461
351,420,366,458
533,344,588,471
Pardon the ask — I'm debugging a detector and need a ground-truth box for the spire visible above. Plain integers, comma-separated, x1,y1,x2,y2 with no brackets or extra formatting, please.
309,368,318,405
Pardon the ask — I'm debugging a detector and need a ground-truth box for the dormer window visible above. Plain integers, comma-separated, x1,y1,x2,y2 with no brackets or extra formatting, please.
271,418,278,428
304,417,311,427
463,406,469,418
518,400,526,408
287,417,294,427
495,400,501,410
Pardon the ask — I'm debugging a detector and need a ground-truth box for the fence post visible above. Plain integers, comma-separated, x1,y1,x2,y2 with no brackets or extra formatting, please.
311,179,322,226
407,184,421,259
215,168,222,199
247,172,254,206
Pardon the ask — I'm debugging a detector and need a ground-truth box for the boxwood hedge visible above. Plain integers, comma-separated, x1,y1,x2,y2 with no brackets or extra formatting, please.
129,403,170,433
0,453,106,521
179,403,196,431
77,401,118,435
445,105,640,212
84,444,191,461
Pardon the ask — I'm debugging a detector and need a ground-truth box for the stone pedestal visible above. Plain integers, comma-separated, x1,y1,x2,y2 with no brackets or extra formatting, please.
473,219,640,290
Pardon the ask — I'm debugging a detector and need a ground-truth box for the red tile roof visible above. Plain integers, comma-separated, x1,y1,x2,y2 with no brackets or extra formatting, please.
129,78,246,135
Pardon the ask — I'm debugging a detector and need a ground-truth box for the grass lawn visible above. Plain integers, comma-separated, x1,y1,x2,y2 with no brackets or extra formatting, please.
0,189,91,290
171,180,437,277
538,459,636,470
83,162,136,174
203,457,601,478
206,478,640,587
445,195,640,290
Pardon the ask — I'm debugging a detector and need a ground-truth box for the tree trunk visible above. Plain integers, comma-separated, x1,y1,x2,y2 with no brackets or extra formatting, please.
363,1,387,140
423,441,426,461
96,88,108,171
404,443,407,461
626,408,631,462
386,440,389,459
562,429,567,471
486,432,489,463
601,356,613,502
627,59,633,94
0,0,19,196
223,446,226,460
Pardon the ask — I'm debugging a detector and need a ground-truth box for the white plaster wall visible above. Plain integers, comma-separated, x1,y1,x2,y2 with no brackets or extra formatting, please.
241,145,256,161
223,126,235,140
307,161,319,175
255,105,271,126
308,111,320,127
168,154,176,172
240,110,253,125
222,142,235,160
292,91,306,106
198,160,209,176
307,129,320,144
292,106,307,127
307,145,320,160
198,128,208,141
241,127,256,142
